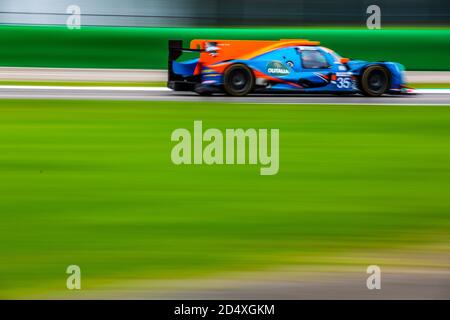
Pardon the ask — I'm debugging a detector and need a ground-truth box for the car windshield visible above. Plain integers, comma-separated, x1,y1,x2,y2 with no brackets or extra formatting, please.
329,50,343,62
301,50,329,69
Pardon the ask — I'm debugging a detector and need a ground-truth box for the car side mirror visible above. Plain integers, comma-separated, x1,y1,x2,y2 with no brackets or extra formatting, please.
340,58,350,64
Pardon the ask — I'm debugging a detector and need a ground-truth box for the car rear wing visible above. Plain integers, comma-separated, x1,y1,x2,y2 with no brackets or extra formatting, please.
168,40,204,83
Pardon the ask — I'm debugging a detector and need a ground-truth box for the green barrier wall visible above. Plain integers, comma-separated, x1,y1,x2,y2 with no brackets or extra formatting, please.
0,25,449,70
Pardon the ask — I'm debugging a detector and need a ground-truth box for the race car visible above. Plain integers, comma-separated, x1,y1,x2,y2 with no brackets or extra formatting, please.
168,39,411,97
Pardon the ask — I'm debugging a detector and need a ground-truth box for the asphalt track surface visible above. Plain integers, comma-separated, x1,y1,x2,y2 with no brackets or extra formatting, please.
0,67,449,83
0,86,449,105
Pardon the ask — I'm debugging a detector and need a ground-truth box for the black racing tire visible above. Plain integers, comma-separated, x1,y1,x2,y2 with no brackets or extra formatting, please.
223,64,255,96
359,65,390,97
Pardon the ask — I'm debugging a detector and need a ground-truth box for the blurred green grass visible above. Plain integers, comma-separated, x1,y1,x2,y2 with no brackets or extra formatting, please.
0,99,449,298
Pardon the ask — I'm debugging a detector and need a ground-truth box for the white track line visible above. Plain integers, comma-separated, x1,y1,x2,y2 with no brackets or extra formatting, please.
0,85,449,94
241,102,450,106
413,89,450,94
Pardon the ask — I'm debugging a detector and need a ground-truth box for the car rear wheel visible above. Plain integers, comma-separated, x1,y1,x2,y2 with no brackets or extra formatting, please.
223,64,255,96
359,65,390,97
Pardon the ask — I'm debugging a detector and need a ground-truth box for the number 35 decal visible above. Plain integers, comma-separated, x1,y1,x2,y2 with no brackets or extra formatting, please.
336,77,352,88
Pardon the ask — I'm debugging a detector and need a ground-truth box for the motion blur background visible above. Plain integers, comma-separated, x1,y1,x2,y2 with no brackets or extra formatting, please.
0,0,449,26
0,0,449,72
0,0,449,300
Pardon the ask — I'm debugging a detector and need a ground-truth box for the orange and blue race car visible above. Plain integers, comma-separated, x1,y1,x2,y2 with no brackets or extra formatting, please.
168,39,412,97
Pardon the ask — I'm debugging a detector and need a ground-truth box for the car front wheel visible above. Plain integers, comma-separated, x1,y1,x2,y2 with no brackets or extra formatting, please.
359,65,390,97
